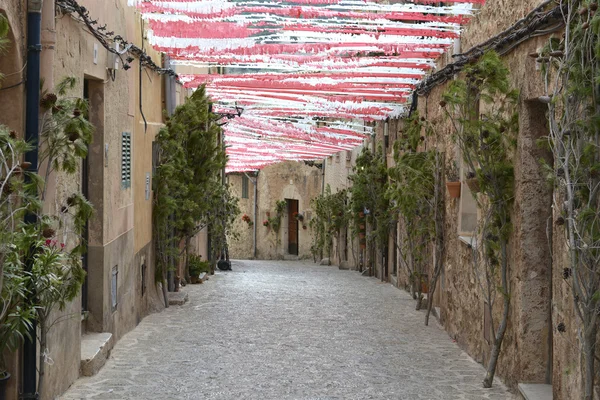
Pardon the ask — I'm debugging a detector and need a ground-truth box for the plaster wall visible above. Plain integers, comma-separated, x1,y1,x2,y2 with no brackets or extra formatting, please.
0,2,26,135
228,173,256,259
35,1,168,397
322,145,365,269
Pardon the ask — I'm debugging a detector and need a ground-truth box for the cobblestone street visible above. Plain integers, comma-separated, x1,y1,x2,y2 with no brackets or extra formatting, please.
61,260,514,400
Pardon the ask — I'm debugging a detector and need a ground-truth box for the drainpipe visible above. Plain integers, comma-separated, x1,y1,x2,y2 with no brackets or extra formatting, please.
39,0,55,206
245,171,259,259
40,0,55,101
321,158,325,195
23,1,43,398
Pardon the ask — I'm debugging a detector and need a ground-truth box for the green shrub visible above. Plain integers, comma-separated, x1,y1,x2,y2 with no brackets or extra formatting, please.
189,254,210,276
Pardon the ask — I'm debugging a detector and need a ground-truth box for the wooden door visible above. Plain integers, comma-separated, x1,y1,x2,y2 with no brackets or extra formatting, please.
288,199,299,255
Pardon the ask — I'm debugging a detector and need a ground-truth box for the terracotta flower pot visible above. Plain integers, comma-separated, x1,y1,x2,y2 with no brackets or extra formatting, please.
466,178,480,193
446,181,461,198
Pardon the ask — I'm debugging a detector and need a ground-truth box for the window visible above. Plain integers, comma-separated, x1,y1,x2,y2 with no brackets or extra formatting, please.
458,153,478,235
242,175,249,199
141,263,147,297
111,266,118,311
121,132,131,188
145,173,150,201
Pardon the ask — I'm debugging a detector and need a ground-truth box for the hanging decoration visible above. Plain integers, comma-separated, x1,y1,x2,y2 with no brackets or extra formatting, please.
129,0,482,172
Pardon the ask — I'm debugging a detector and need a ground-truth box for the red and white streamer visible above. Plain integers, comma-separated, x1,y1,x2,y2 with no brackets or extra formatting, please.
130,0,482,171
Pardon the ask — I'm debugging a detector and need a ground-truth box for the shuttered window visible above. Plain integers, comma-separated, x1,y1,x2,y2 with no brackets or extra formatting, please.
121,132,131,188
242,175,249,199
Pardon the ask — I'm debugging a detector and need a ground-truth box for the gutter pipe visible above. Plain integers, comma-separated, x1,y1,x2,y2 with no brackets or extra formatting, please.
23,0,43,398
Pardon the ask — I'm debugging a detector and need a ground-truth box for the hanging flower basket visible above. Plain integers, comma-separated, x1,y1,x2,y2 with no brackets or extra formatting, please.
242,214,253,227
446,181,461,198
294,212,304,221
263,220,270,227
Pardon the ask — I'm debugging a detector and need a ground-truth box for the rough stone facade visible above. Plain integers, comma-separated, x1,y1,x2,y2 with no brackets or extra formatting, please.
228,161,323,260
312,2,578,398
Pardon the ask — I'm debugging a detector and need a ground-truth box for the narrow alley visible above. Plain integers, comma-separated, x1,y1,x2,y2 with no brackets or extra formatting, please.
61,261,513,400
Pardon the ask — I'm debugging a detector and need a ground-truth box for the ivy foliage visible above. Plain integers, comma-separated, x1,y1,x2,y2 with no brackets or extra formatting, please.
349,146,390,256
442,50,518,388
387,111,437,294
309,185,348,261
540,2,600,396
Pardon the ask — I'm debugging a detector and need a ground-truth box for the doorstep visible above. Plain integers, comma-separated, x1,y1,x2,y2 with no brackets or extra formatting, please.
80,332,114,377
518,383,552,400
168,291,189,306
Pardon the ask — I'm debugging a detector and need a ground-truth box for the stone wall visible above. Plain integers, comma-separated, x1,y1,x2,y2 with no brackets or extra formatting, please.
408,0,558,395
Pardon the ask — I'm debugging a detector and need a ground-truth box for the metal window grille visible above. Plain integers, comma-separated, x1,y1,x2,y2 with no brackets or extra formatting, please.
121,132,131,188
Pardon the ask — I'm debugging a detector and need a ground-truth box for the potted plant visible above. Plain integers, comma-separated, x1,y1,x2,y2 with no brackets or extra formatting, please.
241,214,253,227
445,160,461,198
188,254,210,283
294,212,304,221
465,170,481,193
263,219,270,227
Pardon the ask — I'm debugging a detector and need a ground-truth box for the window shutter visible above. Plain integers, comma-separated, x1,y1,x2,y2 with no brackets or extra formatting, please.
121,132,131,188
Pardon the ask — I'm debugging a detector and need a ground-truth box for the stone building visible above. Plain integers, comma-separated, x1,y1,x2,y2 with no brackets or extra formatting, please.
316,1,576,398
228,161,323,261
0,1,191,398
224,1,580,398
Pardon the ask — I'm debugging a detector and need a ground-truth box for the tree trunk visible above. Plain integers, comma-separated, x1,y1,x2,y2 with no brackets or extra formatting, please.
483,269,510,387
184,236,191,283
583,319,597,400
162,270,169,308
426,159,445,326
37,317,47,397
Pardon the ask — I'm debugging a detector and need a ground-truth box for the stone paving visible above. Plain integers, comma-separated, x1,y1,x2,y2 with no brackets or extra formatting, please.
61,260,515,400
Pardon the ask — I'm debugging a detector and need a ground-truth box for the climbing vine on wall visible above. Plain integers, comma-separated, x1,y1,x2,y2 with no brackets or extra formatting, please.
388,111,445,323
309,185,348,262
442,50,519,388
349,146,390,274
540,1,600,397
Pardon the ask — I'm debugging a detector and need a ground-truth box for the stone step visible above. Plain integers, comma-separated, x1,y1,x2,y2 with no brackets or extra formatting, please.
80,332,114,377
518,383,553,400
168,291,189,306
198,272,208,283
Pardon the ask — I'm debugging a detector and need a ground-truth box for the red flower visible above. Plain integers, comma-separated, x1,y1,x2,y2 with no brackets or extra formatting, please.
45,239,52,246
